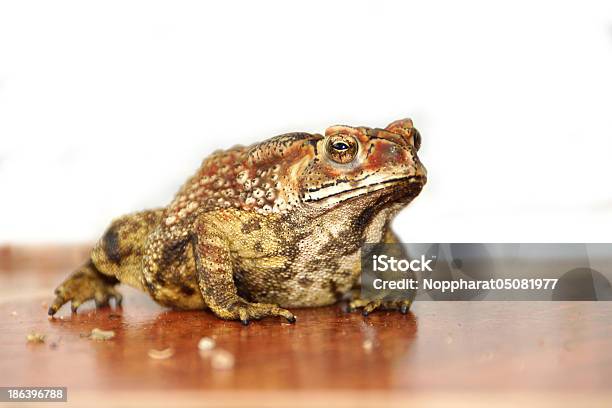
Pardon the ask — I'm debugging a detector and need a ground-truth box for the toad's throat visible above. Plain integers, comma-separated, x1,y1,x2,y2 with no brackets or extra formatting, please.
303,176,424,204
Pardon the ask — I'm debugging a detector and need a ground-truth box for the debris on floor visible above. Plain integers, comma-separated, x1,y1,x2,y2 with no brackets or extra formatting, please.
211,349,235,370
26,332,46,343
89,328,115,341
148,348,174,360
198,337,216,351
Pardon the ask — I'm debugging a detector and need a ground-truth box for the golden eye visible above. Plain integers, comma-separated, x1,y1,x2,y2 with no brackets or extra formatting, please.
327,136,358,164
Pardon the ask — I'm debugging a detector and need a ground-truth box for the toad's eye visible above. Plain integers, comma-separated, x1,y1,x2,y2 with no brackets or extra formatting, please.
327,136,358,164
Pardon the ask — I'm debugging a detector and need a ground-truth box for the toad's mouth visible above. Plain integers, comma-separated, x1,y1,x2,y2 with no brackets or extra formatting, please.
303,175,426,205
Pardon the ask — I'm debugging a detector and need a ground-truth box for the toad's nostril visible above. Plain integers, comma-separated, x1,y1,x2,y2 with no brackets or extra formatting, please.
414,164,427,180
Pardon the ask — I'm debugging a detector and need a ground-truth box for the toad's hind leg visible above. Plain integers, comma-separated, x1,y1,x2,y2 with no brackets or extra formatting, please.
49,209,163,315
190,211,296,324
48,260,123,315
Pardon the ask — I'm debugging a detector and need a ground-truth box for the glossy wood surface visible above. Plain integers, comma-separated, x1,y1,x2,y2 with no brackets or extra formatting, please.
1,245,611,407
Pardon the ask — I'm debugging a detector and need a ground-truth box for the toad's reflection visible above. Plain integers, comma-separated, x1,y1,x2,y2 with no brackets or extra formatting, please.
52,303,417,390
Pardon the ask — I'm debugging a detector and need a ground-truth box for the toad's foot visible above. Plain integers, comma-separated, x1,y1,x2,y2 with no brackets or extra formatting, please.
48,261,122,316
221,300,296,325
347,298,412,316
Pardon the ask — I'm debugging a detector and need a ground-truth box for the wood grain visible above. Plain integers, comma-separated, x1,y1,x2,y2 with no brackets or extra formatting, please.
1,245,611,407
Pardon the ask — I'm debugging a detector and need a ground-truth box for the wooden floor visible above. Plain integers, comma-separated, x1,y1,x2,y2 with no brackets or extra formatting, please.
1,245,612,407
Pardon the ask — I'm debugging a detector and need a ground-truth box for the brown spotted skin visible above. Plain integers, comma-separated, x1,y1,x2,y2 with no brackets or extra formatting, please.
50,118,427,324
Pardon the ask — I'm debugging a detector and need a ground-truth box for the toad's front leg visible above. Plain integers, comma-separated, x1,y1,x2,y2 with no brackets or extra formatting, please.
346,229,416,316
348,297,413,316
191,212,295,325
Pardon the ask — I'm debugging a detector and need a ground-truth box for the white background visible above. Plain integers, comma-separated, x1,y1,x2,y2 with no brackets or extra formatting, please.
1,0,611,244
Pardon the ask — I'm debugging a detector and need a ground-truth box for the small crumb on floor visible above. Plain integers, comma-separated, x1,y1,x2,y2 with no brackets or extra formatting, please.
198,337,216,351
90,328,115,341
148,348,174,360
26,332,46,343
11,311,18,316
362,339,374,352
211,349,235,370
